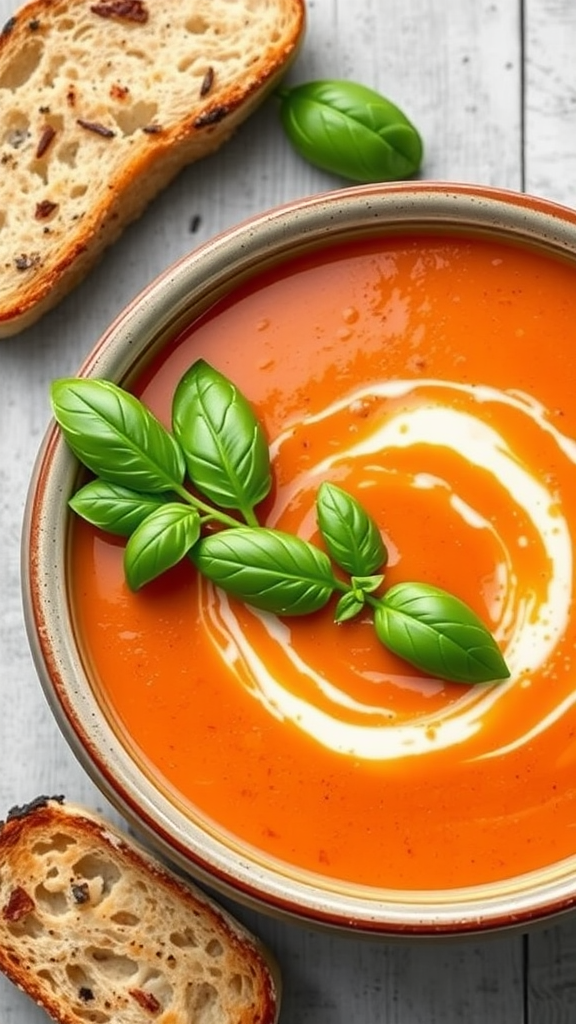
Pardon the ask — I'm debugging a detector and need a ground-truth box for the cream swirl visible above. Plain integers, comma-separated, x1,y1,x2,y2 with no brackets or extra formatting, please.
198,381,576,761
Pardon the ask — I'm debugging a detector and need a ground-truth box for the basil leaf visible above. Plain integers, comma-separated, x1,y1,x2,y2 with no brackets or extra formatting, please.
316,481,387,576
172,360,271,521
373,583,510,684
51,378,186,493
191,527,335,615
334,591,365,623
125,504,201,590
351,574,385,595
278,80,423,183
69,480,168,536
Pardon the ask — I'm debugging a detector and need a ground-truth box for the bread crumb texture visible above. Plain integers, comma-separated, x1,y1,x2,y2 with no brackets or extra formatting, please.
0,0,304,334
0,800,280,1023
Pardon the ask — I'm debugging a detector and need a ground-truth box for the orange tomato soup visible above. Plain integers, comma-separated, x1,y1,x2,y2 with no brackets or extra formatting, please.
70,234,576,890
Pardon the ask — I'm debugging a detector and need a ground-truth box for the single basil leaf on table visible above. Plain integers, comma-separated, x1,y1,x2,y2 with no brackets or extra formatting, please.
124,503,201,590
277,80,423,182
172,359,271,524
69,480,168,536
316,481,388,576
191,526,336,615
51,378,186,492
373,582,510,684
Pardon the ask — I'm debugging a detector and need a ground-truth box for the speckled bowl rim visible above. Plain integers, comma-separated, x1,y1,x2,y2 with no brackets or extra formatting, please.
22,181,576,936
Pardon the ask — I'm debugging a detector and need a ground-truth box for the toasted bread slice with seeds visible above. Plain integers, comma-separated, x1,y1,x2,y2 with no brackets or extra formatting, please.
0,796,281,1023
0,0,305,336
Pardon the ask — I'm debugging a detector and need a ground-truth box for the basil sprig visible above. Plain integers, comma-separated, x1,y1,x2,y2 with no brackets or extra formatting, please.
51,360,509,685
277,80,423,183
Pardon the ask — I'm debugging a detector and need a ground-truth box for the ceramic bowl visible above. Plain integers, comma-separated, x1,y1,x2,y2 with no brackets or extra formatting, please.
23,182,576,936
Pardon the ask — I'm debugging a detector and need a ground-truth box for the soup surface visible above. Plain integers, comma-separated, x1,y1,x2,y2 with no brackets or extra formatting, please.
71,234,576,890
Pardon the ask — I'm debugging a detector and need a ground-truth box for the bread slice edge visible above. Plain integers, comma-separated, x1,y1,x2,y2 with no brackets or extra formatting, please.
0,795,282,1024
0,0,305,337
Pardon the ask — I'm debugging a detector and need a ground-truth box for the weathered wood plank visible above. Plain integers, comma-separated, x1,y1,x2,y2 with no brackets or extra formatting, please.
523,3,576,1020
291,0,523,188
527,918,576,1023
233,906,525,1024
524,0,576,204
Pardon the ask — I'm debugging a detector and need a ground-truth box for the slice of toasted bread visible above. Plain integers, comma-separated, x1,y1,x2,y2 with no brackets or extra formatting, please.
0,0,305,337
0,796,281,1023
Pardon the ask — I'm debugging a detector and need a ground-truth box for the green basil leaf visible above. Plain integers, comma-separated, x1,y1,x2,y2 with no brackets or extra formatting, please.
316,481,388,576
172,360,271,521
69,480,167,536
125,504,201,590
278,80,423,183
51,378,186,493
191,526,335,615
351,574,385,595
373,583,510,684
334,591,365,623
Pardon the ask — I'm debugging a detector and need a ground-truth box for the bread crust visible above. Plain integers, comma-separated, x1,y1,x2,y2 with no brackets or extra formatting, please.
0,796,281,1023
0,0,305,336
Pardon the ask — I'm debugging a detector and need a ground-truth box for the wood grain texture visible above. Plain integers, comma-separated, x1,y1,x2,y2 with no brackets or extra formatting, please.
232,910,525,1024
0,0,574,1020
522,4,576,1022
527,919,576,1023
524,0,576,203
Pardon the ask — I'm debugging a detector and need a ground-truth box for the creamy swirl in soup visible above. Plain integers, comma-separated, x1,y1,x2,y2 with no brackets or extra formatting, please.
71,235,576,889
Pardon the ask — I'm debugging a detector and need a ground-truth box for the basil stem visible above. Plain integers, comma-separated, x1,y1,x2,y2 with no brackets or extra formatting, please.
172,360,271,526
277,80,423,183
191,527,336,616
316,481,387,576
51,378,186,493
125,504,201,590
373,583,510,684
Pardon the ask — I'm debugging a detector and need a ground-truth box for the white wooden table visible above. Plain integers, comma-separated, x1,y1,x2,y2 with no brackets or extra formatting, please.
1,0,576,1020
